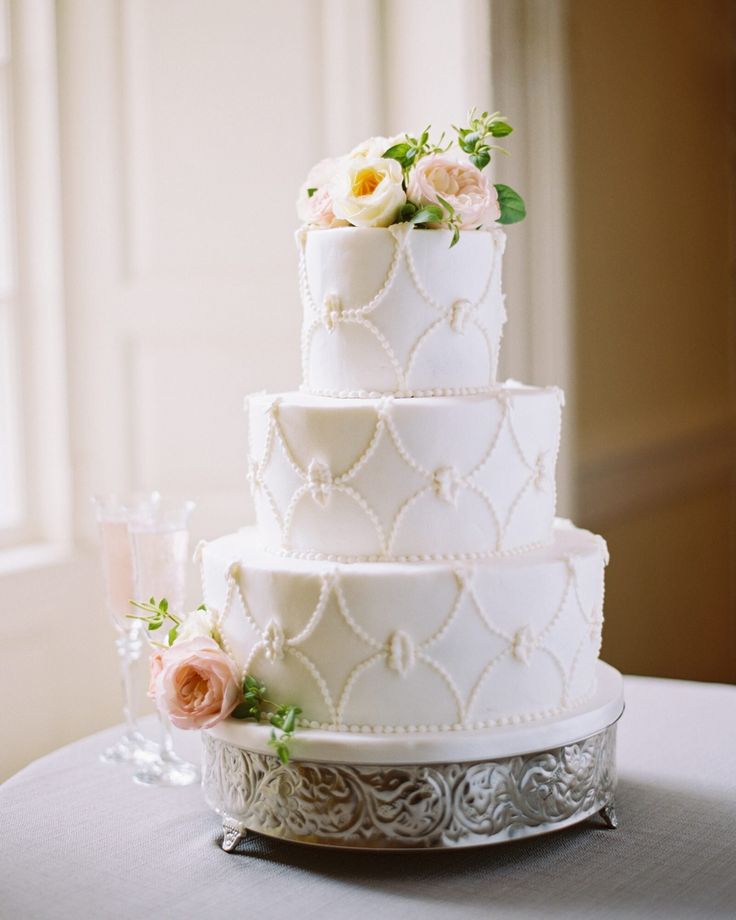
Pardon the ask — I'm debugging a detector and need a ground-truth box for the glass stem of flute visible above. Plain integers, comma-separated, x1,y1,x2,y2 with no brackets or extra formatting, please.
158,711,176,761
117,626,142,743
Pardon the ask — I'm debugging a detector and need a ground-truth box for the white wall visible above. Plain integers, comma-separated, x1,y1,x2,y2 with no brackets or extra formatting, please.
1,0,518,780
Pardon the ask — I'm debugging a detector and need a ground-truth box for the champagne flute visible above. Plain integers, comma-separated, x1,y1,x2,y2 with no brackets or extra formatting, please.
128,498,200,787
92,492,161,765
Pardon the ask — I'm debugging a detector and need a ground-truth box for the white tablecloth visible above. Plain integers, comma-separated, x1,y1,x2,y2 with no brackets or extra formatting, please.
1,676,734,919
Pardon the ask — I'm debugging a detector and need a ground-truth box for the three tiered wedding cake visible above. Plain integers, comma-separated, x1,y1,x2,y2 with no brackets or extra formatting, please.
190,115,621,849
199,221,608,735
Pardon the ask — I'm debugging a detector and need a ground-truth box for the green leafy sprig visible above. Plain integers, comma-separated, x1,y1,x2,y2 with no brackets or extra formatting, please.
128,596,205,647
453,108,513,170
382,126,451,175
232,674,302,764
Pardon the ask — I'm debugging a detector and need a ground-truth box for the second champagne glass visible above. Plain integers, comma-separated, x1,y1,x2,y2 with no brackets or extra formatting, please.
129,498,201,787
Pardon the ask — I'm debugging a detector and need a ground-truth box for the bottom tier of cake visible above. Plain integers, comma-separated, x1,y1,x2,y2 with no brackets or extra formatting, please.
198,520,608,733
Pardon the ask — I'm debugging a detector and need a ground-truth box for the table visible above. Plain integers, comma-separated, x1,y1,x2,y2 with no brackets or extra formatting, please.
1,676,734,919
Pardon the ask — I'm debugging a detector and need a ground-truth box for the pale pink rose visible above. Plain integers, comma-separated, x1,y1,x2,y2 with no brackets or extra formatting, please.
147,650,165,700
154,636,241,730
407,154,500,228
296,157,350,228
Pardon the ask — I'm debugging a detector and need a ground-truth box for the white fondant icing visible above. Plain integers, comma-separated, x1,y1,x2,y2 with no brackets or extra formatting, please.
208,662,623,763
246,384,562,561
200,522,606,734
299,226,506,396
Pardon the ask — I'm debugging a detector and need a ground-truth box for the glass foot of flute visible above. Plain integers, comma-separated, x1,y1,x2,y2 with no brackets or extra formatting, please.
132,714,200,786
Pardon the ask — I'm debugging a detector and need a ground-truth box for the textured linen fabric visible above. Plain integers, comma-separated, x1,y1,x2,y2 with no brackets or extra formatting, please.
0,676,734,920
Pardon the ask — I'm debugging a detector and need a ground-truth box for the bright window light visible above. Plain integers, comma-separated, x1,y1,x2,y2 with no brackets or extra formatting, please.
0,0,24,536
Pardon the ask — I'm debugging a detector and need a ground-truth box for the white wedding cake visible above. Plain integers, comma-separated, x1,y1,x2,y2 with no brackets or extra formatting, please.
196,221,608,737
139,115,620,849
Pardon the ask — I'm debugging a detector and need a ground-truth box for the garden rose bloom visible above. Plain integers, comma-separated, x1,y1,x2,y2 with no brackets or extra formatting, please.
296,157,348,228
329,156,406,228
349,135,405,160
407,154,500,228
153,636,241,730
176,607,215,643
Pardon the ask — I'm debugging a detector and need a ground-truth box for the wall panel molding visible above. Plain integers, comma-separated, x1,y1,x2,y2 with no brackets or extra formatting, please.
578,416,736,528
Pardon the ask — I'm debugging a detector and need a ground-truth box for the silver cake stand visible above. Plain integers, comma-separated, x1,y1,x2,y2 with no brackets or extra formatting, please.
203,662,623,852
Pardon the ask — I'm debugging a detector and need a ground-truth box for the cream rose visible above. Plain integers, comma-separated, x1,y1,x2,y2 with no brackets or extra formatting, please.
349,135,405,160
153,636,241,730
296,157,348,228
407,154,500,228
176,607,215,643
329,156,406,228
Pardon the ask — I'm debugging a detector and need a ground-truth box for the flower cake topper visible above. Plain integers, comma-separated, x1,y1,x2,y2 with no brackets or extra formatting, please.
297,108,526,246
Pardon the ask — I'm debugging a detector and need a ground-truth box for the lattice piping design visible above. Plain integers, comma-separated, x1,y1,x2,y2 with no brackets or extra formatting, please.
298,224,507,395
247,388,563,563
200,543,607,735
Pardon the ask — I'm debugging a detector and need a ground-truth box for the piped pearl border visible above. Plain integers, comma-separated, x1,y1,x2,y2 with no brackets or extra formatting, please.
300,383,499,399
294,684,597,735
259,537,551,565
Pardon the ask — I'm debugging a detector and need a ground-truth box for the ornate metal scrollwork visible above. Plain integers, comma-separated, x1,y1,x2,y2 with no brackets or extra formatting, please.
202,725,617,851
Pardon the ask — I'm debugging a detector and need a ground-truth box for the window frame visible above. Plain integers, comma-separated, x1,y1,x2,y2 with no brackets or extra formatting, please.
0,0,72,561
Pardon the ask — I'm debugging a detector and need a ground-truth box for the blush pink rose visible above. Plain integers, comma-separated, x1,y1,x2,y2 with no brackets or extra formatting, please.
406,154,500,228
153,636,241,730
296,157,349,228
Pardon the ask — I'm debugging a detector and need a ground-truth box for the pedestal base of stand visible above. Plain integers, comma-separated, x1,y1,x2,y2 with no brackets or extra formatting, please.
203,664,623,852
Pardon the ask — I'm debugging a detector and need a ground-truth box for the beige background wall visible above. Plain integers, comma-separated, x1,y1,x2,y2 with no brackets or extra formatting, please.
569,0,736,682
1,0,734,783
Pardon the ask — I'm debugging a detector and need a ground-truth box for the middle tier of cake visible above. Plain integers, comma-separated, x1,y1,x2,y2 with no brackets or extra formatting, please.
247,384,563,562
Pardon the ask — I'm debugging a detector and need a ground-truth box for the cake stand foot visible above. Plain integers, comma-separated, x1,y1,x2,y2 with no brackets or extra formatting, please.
222,817,247,852
598,800,618,829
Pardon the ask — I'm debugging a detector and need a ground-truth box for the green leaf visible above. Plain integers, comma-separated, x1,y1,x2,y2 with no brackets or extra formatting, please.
470,150,491,170
281,707,298,734
231,702,256,720
436,195,456,218
244,675,267,696
306,187,317,198
197,603,207,611
494,183,526,224
159,598,168,612
411,205,443,225
382,142,411,161
167,626,178,646
489,121,513,137
399,202,418,222
268,730,292,764
450,226,461,248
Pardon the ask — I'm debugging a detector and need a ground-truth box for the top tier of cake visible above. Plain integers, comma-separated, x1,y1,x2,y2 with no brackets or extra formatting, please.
298,223,506,398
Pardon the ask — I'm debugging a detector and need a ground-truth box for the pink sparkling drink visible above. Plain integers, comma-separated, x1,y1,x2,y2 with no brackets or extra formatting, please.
98,519,136,630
